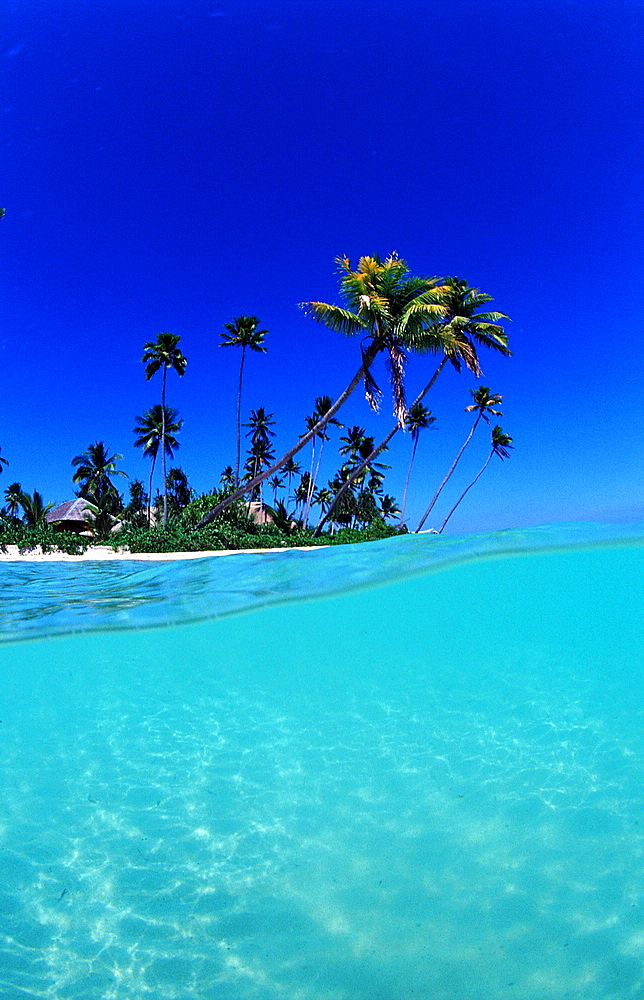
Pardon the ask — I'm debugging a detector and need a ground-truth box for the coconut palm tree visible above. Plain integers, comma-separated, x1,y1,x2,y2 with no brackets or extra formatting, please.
398,403,436,526
243,407,276,501
3,482,23,520
311,486,333,516
380,494,401,522
243,407,275,449
437,426,514,534
268,475,284,506
196,253,453,527
301,395,343,528
166,467,192,514
220,316,268,484
142,332,187,527
0,447,8,475
133,404,182,524
219,466,237,490
280,457,301,504
18,489,54,526
72,441,127,501
313,278,511,537
416,385,503,532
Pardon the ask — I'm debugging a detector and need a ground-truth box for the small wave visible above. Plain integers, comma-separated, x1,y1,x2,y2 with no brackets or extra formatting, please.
1,521,642,644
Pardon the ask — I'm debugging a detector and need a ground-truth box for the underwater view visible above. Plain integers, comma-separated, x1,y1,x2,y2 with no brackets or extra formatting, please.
1,524,644,999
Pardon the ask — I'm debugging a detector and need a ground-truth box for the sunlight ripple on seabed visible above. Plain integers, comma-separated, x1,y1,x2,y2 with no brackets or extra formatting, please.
0,523,643,999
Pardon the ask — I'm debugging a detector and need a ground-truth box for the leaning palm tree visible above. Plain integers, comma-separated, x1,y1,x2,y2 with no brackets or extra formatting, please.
133,404,182,524
196,253,453,528
313,277,511,536
437,426,514,534
398,403,436,526
416,385,503,532
72,441,127,500
142,332,187,527
220,316,268,484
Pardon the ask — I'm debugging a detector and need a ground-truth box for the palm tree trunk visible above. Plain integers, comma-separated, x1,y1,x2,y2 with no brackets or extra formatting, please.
313,356,448,537
437,449,493,534
398,435,419,526
195,341,383,528
302,438,317,528
415,411,482,533
161,368,168,528
147,451,157,526
235,346,246,485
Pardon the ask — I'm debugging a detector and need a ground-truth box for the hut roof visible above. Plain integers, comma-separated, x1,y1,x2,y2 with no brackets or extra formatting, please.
46,499,95,524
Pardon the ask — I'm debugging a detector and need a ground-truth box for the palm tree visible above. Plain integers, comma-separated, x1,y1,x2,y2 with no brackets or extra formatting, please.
398,403,436,526
438,426,514,534
243,406,275,449
220,316,268,484
196,253,453,527
3,481,21,515
142,332,187,527
243,407,276,502
268,475,284,505
133,404,182,524
293,471,312,522
19,489,54,526
72,441,127,500
301,395,343,528
313,278,511,536
380,494,401,522
280,457,301,504
0,447,8,475
219,465,237,490
166,467,192,514
311,486,333,516
416,386,503,532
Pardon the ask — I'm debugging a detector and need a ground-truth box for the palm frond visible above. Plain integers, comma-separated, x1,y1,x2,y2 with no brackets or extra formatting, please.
300,302,366,336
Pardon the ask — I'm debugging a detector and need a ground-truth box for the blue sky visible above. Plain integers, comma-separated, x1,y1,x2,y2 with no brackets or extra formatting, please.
1,0,642,533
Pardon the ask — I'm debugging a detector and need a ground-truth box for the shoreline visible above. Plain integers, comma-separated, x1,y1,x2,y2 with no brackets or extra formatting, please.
0,544,325,563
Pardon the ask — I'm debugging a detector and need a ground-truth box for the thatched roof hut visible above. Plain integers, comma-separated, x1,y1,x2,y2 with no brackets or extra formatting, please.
46,499,95,534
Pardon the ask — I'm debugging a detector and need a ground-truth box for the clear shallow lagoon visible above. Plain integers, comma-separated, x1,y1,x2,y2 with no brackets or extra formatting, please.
1,523,643,1000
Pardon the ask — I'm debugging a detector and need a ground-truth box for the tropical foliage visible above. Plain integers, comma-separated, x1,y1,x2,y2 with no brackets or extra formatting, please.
4,253,514,554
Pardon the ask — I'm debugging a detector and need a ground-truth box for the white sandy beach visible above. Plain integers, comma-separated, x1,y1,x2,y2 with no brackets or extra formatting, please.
0,544,324,562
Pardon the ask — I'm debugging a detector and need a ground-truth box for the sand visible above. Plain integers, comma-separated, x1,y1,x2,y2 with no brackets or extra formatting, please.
0,544,324,562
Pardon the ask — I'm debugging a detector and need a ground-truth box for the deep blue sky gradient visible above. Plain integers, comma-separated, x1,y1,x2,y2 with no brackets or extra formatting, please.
2,0,642,532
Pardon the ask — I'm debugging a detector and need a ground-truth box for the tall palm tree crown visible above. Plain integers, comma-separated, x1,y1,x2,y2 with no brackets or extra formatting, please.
301,253,450,425
432,277,511,376
220,316,268,484
141,332,187,527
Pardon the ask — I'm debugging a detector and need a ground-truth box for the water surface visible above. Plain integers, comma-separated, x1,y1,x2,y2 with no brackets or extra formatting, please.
1,524,643,999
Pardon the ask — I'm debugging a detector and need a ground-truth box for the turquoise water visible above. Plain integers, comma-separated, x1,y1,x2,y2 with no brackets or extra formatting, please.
1,524,643,1000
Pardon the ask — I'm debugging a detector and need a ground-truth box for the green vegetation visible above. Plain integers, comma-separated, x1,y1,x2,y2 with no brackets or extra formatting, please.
0,253,514,555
